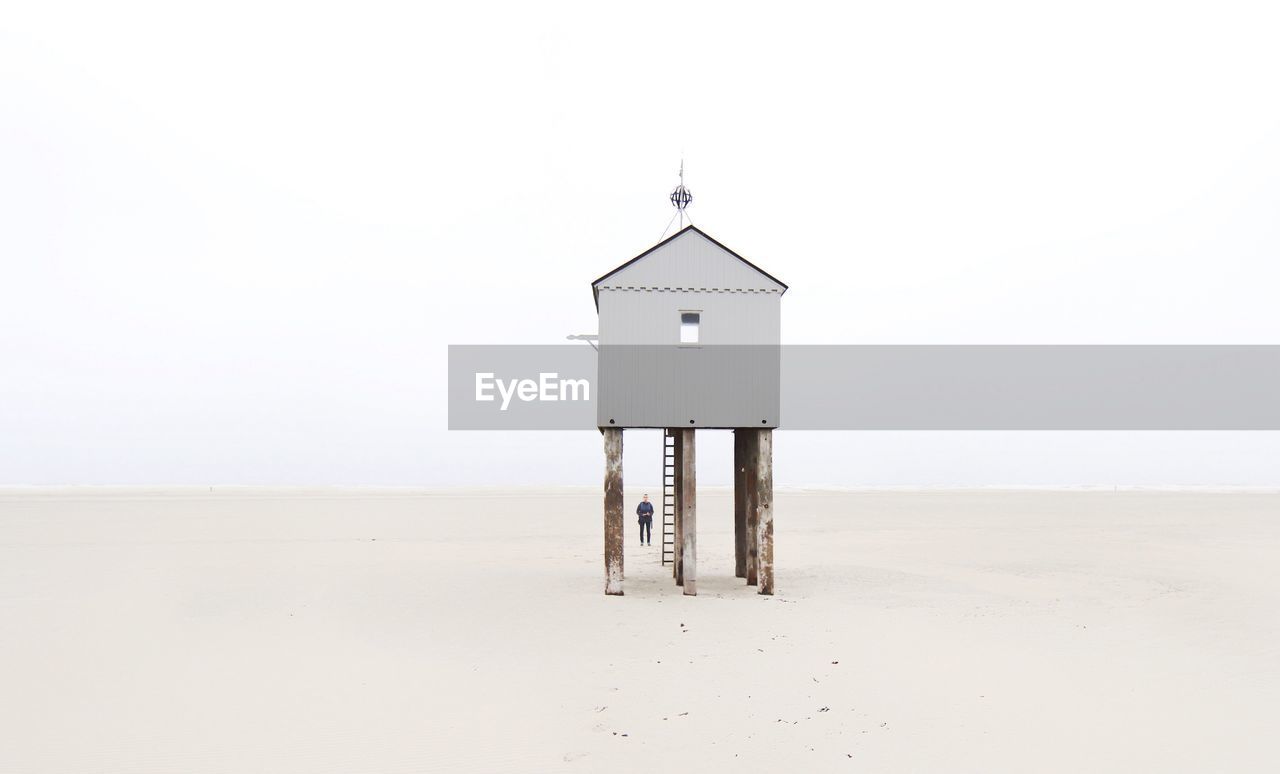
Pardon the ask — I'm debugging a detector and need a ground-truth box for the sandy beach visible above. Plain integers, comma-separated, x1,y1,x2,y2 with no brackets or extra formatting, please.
1,487,1276,772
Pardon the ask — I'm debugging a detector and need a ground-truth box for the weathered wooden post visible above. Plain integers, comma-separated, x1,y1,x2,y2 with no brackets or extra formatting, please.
603,427,624,596
745,429,760,586
755,428,774,595
680,427,697,595
734,430,747,578
673,427,684,585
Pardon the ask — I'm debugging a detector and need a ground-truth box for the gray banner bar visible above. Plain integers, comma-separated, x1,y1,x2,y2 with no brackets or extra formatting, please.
448,345,1280,430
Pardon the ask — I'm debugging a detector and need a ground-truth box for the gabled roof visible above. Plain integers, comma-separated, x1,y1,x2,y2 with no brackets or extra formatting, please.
591,225,787,309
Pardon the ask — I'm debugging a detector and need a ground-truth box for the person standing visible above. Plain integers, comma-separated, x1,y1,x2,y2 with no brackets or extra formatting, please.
636,494,654,546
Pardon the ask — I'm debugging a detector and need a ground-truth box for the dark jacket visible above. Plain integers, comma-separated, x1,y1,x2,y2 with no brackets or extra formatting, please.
636,501,654,522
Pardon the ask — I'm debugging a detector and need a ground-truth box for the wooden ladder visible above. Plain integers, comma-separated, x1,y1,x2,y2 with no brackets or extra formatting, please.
661,429,676,565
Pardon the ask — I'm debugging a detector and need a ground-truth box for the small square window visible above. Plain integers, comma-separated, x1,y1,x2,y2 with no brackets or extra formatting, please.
680,312,700,344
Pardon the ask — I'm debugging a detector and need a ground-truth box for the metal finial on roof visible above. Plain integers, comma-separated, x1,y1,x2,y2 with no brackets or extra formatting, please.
669,184,692,211
661,159,693,239
669,159,692,216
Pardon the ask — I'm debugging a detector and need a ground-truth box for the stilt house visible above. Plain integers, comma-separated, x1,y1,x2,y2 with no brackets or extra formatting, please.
593,225,786,596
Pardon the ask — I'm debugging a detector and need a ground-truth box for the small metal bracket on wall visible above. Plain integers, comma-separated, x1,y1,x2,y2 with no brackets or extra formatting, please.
565,333,599,352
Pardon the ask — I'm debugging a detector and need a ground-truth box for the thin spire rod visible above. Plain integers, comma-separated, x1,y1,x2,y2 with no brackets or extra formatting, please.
668,158,693,233
678,159,685,229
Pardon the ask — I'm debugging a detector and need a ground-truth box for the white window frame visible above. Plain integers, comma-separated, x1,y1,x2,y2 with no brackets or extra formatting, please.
679,310,701,346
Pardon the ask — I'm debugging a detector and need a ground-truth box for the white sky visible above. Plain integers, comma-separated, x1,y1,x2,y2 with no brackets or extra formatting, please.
3,1,1279,486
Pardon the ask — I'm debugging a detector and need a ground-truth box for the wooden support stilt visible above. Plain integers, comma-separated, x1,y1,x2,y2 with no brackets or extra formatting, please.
745,429,760,586
603,427,624,596
755,428,774,595
680,427,697,596
673,428,684,585
734,430,747,579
